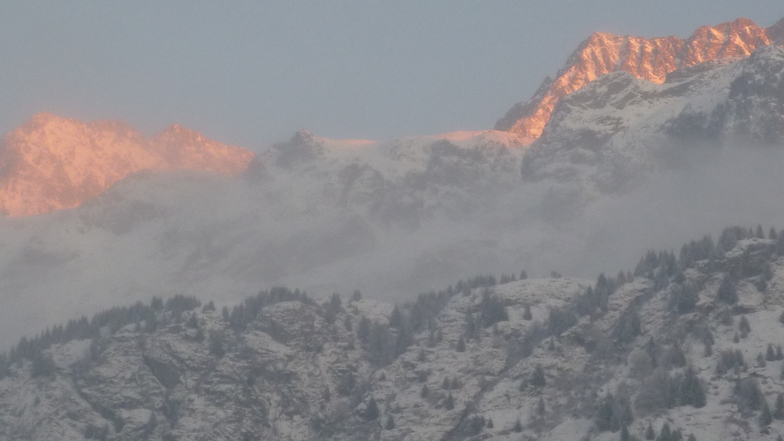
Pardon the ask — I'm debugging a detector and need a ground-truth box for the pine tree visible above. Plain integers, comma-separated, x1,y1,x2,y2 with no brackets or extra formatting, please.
523,304,532,320
365,397,379,420
357,317,371,344
645,422,655,440
486,418,494,428
519,270,528,280
537,396,546,415
761,399,773,428
384,414,395,430
512,418,522,432
717,276,738,304
739,316,751,337
420,384,429,399
389,306,402,328
687,434,697,441
658,422,671,441
621,424,630,441
445,393,454,410
773,393,784,419
596,393,618,432
681,367,706,408
767,344,776,361
530,364,546,387
456,336,466,352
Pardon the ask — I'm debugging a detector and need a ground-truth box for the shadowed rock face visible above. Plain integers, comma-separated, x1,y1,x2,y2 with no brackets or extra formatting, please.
496,17,778,143
0,113,254,216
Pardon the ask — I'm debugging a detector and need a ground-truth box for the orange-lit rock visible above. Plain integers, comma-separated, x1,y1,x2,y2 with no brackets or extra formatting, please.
496,18,777,142
0,113,254,216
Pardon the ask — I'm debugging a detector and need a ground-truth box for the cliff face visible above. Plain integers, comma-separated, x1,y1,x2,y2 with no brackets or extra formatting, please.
495,18,777,142
0,114,254,216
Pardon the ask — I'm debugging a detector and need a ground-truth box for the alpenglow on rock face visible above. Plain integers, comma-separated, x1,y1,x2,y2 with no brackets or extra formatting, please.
495,17,781,142
0,113,255,216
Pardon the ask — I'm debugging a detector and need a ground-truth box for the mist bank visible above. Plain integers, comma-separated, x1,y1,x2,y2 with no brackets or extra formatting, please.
0,136,782,350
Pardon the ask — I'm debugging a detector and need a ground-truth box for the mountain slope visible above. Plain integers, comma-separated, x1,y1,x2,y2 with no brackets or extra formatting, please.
495,17,780,143
2,228,784,440
0,113,254,216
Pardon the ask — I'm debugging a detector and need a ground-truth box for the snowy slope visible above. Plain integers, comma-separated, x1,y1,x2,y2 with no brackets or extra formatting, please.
4,229,784,440
522,44,784,199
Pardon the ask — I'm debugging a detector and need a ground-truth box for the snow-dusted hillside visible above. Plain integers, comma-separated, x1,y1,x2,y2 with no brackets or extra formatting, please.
4,227,784,440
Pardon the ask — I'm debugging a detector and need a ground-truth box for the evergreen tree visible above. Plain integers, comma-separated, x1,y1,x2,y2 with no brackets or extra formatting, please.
621,424,630,441
486,418,494,428
365,397,379,420
687,434,697,441
445,393,454,410
512,418,522,432
645,422,655,440
680,367,706,408
389,306,402,328
420,384,429,399
537,396,546,415
351,290,362,302
773,393,784,419
761,399,773,428
739,316,751,338
717,276,738,304
357,317,371,344
596,393,618,432
767,344,776,361
522,304,532,321
530,364,546,387
519,270,528,280
456,336,466,352
658,423,671,441
384,414,395,430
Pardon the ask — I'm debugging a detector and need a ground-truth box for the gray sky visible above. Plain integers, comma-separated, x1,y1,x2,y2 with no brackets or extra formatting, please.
0,1,781,150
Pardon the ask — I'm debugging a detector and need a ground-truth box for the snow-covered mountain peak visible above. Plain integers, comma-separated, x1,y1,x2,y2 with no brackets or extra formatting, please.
0,114,254,216
495,17,778,143
520,43,784,198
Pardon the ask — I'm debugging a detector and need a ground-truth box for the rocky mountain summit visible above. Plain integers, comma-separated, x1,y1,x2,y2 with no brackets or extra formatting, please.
0,113,254,216
496,17,783,143
521,44,784,199
2,226,784,440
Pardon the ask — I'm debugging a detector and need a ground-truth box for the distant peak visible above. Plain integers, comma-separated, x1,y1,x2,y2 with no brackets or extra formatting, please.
768,17,784,44
0,113,254,216
156,123,200,138
496,16,776,141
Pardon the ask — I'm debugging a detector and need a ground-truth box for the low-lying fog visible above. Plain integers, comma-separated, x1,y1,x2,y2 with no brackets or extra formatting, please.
0,141,782,351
